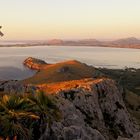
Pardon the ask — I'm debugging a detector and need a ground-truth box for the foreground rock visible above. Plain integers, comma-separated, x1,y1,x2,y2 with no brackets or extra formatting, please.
0,80,38,94
1,78,139,139
117,132,140,140
38,78,139,140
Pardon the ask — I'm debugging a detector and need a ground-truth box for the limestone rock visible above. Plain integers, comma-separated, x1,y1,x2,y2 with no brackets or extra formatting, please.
0,80,24,93
117,132,140,140
40,78,139,140
23,57,47,70
0,80,37,94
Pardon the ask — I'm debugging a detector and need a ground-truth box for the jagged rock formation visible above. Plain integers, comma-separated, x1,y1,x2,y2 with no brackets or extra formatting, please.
0,80,25,94
38,78,139,140
23,57,48,70
117,132,140,140
0,80,38,94
1,78,139,139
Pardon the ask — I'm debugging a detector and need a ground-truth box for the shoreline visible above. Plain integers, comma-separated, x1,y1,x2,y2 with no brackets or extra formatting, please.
0,65,139,82
0,57,140,82
0,57,140,81
0,44,140,50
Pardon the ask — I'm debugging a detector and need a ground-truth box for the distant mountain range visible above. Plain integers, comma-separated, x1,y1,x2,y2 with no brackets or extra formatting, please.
112,37,140,45
1,37,140,49
47,37,140,49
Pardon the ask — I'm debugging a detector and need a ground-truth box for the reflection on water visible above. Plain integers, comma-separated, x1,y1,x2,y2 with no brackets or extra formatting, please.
0,46,140,80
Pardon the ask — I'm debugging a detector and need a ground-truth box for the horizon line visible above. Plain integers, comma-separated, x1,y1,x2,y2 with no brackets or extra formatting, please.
0,36,140,42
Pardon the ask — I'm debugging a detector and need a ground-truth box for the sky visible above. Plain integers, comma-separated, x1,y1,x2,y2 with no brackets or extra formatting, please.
0,0,140,40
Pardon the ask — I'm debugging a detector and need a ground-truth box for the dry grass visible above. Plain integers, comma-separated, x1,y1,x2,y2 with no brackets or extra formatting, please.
125,90,140,107
23,60,99,84
125,90,140,124
36,78,105,94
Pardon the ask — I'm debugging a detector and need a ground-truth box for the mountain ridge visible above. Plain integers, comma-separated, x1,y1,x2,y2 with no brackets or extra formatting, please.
52,37,140,48
1,37,140,49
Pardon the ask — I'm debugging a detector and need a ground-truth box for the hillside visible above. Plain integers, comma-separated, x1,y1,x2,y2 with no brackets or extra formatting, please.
23,57,102,84
0,57,140,139
99,68,140,125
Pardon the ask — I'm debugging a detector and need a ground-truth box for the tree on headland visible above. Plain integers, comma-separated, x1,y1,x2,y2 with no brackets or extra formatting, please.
0,26,4,37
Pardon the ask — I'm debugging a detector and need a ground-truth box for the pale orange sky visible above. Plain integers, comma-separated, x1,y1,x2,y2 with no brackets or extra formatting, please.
1,0,140,40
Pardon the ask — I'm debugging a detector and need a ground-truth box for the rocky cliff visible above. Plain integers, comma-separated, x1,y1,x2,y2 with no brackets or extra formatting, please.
38,78,139,140
0,78,139,140
1,58,140,140
118,132,140,140
23,57,48,70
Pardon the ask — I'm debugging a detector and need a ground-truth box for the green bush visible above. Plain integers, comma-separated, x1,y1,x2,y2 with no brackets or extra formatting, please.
0,92,61,140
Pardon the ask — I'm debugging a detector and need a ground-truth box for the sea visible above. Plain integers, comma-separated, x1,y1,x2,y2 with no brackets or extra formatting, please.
0,45,140,80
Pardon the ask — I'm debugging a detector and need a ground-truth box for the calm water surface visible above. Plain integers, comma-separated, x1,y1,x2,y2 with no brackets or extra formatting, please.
0,46,140,80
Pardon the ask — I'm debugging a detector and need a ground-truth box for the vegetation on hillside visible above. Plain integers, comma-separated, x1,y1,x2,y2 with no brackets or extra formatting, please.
99,68,140,124
23,59,99,84
0,92,60,140
99,68,140,95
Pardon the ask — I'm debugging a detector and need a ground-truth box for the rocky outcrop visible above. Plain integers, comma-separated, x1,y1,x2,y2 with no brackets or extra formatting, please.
39,78,139,140
23,57,48,70
1,78,139,140
0,80,38,94
117,132,140,140
0,80,25,94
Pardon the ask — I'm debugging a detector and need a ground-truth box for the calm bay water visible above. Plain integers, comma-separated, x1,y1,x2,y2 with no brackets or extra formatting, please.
0,45,140,80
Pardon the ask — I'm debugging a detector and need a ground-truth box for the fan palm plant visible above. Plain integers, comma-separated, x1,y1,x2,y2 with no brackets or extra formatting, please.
0,92,61,140
27,91,61,136
0,94,40,140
